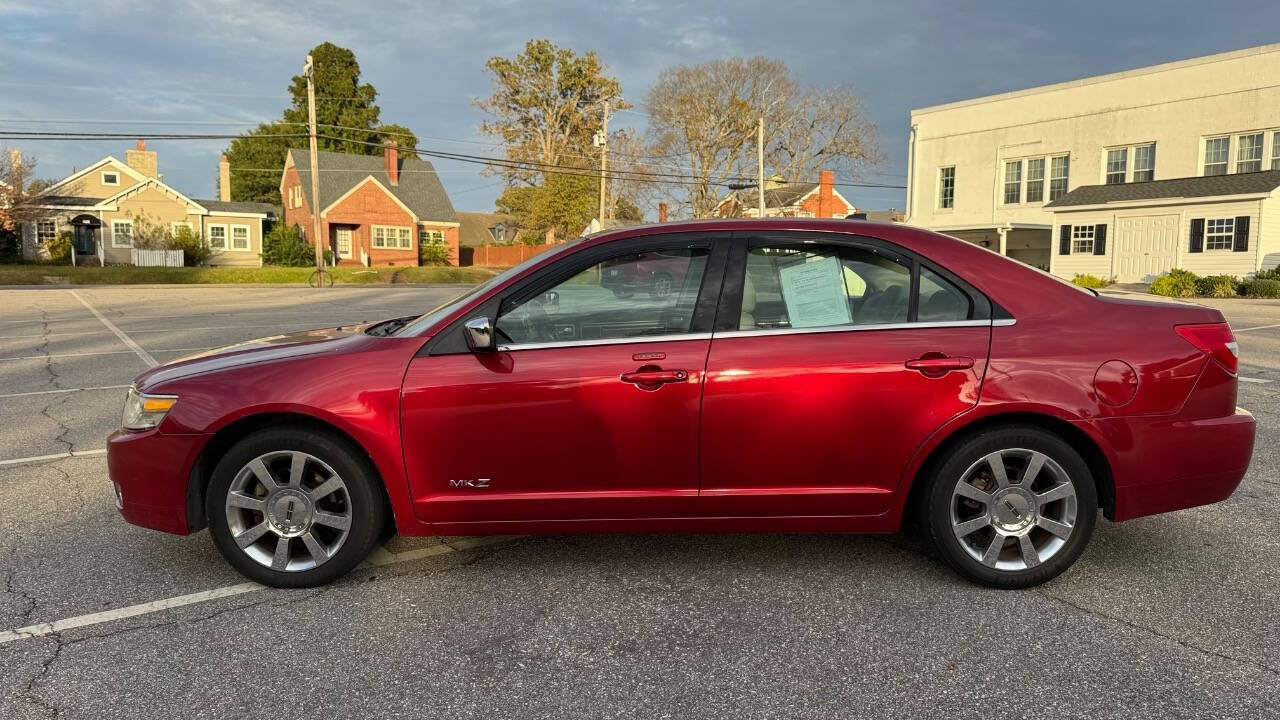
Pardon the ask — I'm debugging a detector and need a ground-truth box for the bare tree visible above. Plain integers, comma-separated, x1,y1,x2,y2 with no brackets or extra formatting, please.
0,148,57,228
645,57,883,217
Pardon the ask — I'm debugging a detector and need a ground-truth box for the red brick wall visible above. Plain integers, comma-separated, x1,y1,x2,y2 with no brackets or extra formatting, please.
800,191,850,218
328,180,419,266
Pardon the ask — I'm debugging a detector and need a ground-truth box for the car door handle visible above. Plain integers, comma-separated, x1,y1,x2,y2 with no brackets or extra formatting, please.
620,369,689,388
905,355,974,375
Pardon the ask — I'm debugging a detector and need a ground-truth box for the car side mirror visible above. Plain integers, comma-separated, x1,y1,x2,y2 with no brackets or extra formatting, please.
463,316,495,352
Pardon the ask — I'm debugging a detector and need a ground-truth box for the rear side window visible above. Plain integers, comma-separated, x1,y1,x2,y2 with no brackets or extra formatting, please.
736,240,983,332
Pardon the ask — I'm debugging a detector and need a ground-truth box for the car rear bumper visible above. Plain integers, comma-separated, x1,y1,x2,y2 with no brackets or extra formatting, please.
107,428,210,535
1086,407,1255,522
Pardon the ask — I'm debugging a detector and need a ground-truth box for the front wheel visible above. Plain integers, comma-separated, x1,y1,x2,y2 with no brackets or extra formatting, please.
307,268,334,288
920,426,1097,589
207,427,387,588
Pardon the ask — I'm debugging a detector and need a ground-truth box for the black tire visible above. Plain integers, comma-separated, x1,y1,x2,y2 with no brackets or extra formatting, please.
206,427,387,588
611,288,634,299
919,425,1097,589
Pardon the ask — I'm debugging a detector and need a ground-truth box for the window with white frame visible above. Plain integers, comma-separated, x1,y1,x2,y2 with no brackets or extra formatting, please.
35,219,56,245
938,166,955,209
1049,155,1070,201
1025,158,1045,203
1071,225,1095,254
419,228,444,245
1002,160,1022,204
230,225,250,251
1273,132,1280,170
1205,218,1235,251
208,224,228,250
372,225,412,249
170,221,192,236
1237,133,1264,173
1204,137,1229,175
101,171,120,186
1105,148,1127,184
1133,144,1156,182
111,220,133,248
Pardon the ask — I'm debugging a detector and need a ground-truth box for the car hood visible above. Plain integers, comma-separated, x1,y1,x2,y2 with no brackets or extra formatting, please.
134,324,369,390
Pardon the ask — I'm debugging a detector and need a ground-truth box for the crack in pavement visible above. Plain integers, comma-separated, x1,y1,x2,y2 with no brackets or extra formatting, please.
20,632,65,719
1035,589,1279,678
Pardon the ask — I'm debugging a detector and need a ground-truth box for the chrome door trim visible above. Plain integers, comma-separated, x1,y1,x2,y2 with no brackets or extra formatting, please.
713,319,997,340
496,332,714,352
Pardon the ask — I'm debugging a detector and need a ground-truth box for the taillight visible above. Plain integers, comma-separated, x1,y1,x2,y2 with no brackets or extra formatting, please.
1175,323,1239,374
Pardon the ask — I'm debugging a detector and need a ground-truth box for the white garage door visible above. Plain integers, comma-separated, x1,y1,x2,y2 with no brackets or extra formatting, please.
1114,215,1180,283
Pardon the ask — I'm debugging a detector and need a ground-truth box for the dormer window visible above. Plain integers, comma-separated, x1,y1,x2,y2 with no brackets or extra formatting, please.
101,171,120,186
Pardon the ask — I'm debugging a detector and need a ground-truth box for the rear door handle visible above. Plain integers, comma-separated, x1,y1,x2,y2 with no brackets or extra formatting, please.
620,369,689,388
905,355,974,375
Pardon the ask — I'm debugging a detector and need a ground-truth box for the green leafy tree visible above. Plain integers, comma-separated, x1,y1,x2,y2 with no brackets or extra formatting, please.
496,171,597,242
226,43,419,205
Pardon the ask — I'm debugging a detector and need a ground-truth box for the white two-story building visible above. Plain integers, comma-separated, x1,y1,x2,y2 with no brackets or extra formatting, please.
905,43,1280,281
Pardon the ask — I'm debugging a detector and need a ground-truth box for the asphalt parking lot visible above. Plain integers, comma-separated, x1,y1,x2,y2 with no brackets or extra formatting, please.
0,285,1276,718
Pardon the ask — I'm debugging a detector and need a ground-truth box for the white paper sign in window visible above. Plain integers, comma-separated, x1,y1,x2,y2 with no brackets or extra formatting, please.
778,255,851,328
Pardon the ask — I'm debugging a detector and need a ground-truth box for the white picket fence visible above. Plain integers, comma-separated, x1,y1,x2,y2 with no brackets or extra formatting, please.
130,249,185,267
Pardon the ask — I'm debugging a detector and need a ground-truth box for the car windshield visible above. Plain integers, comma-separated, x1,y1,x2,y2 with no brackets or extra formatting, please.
391,239,584,336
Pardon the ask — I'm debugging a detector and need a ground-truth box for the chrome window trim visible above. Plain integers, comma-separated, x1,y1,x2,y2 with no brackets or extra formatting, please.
497,332,714,352
495,319,1017,351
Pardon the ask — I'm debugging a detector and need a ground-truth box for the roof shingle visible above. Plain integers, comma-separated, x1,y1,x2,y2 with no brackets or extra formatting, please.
288,148,457,222
1046,170,1280,208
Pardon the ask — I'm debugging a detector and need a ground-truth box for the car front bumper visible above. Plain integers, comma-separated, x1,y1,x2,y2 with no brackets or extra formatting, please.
1086,407,1256,522
107,428,210,535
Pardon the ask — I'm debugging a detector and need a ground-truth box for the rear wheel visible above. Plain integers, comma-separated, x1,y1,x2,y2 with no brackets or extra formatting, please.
920,426,1097,588
207,427,387,588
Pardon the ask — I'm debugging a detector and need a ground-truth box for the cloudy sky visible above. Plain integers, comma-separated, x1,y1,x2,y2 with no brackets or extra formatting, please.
2,0,1278,215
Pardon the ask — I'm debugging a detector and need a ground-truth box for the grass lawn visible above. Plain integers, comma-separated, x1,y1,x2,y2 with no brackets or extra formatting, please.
0,264,498,286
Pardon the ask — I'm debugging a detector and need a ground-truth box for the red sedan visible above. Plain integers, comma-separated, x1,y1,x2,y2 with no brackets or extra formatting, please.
107,220,1255,589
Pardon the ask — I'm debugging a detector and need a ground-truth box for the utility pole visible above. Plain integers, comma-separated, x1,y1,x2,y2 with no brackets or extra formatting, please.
596,100,610,222
305,53,324,284
757,117,765,217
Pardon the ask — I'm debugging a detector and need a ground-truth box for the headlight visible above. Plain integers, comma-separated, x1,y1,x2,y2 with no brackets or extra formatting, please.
121,387,178,431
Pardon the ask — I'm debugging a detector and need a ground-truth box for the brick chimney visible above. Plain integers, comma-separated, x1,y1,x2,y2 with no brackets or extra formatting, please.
383,140,399,185
658,202,668,223
126,139,158,178
818,169,834,218
7,150,21,194
218,153,231,202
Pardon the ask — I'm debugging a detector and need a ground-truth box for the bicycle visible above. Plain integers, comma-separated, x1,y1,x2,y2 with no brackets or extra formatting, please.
307,267,334,288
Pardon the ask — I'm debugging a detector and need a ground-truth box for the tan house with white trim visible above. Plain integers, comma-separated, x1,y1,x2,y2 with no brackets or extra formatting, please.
23,142,275,265
905,43,1280,277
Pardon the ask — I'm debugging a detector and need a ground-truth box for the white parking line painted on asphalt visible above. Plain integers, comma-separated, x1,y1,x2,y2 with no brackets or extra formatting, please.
0,536,518,645
1239,376,1272,384
0,347,210,362
69,290,158,368
0,448,107,466
0,322,368,339
0,384,129,399
1234,322,1280,333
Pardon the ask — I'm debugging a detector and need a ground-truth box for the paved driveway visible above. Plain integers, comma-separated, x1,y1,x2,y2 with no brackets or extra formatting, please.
0,286,1276,718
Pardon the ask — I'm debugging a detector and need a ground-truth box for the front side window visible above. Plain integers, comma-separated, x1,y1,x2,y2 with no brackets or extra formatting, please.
208,224,227,250
1204,137,1229,175
938,167,955,209
1133,144,1156,182
1105,149,1127,184
1025,158,1045,203
1049,156,1070,200
1205,218,1235,250
112,220,133,248
1071,225,1095,254
1002,160,1022,204
1237,133,1264,173
495,247,708,345
36,219,56,245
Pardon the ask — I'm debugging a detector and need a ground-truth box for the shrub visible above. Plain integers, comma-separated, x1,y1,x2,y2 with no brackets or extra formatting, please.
1149,268,1198,298
1194,274,1241,298
419,241,451,265
128,213,173,250
263,224,318,266
1071,273,1112,289
1242,278,1280,299
1251,267,1280,282
167,225,215,266
0,226,20,263
47,230,72,263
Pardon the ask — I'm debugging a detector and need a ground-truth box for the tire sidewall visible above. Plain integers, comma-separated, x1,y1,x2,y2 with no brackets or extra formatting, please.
923,426,1098,589
206,427,386,588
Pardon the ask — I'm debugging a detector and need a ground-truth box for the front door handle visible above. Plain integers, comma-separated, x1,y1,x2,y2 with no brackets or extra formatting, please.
620,368,689,389
905,355,974,376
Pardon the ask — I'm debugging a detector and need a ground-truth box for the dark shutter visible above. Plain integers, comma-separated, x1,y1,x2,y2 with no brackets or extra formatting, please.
1233,216,1250,252
1059,225,1072,255
1093,224,1107,255
1189,218,1204,253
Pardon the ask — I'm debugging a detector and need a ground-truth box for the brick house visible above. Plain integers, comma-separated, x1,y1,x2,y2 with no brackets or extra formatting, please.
281,142,460,266
713,170,854,219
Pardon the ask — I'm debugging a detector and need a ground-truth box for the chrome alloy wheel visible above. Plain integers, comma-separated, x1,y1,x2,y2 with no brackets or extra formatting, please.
949,448,1078,572
224,451,352,572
